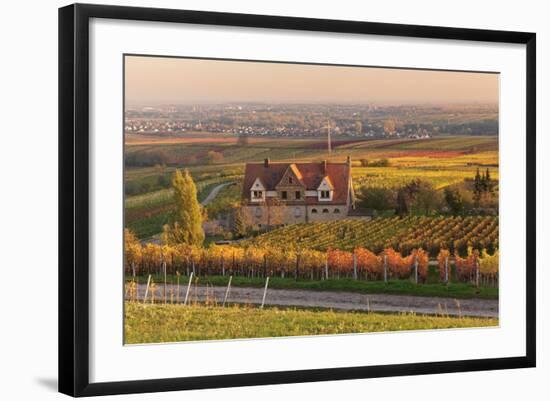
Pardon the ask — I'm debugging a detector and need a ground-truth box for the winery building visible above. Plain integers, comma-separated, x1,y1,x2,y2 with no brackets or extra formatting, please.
241,157,355,229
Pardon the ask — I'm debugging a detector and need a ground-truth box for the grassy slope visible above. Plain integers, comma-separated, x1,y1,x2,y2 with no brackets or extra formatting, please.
124,302,498,344
126,274,498,300
125,180,237,239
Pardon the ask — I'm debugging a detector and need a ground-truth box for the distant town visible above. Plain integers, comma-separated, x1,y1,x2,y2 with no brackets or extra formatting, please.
125,103,498,139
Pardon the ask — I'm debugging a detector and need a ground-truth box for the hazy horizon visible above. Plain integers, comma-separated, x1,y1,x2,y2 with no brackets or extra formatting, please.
125,56,499,107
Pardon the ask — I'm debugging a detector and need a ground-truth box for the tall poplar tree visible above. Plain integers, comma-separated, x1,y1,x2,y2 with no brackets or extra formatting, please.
473,168,483,206
162,169,204,246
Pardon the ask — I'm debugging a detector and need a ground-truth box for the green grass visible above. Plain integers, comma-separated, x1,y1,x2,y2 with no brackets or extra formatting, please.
125,212,172,239
126,274,498,300
125,179,240,239
124,302,498,343
205,182,241,218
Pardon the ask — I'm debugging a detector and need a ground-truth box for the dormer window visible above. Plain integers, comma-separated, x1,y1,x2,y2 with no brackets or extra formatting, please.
250,177,266,202
288,176,293,184
317,176,334,201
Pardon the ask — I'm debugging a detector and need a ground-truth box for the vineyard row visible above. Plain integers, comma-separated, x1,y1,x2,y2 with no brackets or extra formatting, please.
126,234,498,286
245,215,499,256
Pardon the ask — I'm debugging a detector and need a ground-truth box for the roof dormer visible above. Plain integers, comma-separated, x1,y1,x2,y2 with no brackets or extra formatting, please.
317,176,334,201
250,177,266,202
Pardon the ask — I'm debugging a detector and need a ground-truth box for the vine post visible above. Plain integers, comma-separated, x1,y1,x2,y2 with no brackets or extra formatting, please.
475,257,480,288
353,251,358,280
223,276,232,307
176,271,180,303
383,254,388,283
143,274,152,304
163,261,167,304
260,276,270,309
184,272,194,306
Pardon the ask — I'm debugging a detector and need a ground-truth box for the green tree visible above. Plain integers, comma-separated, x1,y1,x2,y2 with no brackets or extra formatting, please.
484,168,494,194
162,169,204,246
473,168,483,207
411,182,442,215
357,186,396,210
396,188,409,216
444,187,464,215
370,158,390,167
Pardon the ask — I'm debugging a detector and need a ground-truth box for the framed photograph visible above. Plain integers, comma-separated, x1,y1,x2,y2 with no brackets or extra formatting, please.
58,3,536,397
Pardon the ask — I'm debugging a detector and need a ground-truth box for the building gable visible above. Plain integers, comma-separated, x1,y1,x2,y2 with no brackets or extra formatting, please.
276,164,305,189
251,177,265,190
317,176,334,191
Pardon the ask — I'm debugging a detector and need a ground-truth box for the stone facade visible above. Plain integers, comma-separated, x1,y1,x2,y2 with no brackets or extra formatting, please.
241,204,348,230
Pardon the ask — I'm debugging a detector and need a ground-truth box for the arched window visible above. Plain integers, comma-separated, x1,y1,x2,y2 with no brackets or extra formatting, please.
322,208,329,214
294,207,301,217
311,208,318,214
334,208,340,214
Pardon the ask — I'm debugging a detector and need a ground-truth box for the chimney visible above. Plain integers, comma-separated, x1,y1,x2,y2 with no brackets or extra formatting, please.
346,155,352,166
264,158,270,168
322,160,327,174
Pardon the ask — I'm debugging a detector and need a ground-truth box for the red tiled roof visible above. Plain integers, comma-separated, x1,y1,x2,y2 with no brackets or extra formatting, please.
242,161,351,205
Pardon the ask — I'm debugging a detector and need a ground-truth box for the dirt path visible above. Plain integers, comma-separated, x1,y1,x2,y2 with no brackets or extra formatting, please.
200,182,235,206
131,283,498,318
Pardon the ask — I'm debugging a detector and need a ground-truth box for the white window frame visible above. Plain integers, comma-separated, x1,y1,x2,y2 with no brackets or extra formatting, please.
250,178,266,202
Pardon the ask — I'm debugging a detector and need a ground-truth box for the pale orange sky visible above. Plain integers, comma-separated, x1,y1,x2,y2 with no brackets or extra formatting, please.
125,55,499,106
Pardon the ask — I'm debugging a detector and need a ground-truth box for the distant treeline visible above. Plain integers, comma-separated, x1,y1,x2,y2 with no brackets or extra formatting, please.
125,149,224,168
440,120,498,136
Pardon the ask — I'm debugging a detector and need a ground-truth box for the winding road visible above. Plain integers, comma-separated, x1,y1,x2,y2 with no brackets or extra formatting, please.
200,181,235,206
130,283,498,318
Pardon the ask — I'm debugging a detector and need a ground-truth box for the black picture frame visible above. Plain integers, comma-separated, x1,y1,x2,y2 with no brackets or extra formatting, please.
59,3,536,397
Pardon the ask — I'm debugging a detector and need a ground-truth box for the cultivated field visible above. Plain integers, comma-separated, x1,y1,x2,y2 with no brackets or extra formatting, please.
125,135,498,239
124,302,497,344
245,216,498,255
